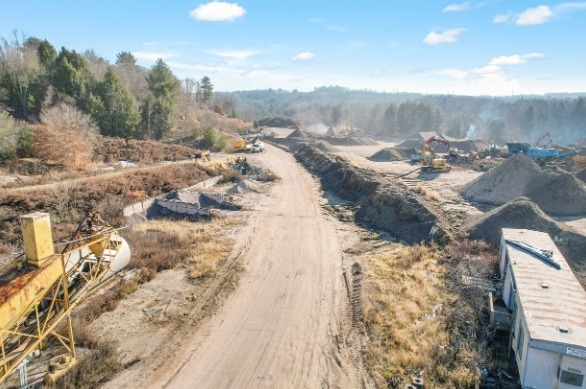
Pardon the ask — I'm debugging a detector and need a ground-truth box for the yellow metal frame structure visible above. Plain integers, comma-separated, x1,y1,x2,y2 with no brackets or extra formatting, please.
0,227,124,384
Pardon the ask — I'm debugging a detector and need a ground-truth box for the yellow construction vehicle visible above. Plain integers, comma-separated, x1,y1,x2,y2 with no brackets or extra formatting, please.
421,136,452,173
0,212,130,385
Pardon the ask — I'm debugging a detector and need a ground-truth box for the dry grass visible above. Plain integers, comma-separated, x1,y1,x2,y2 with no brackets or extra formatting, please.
53,338,122,389
131,218,240,280
363,239,500,388
413,184,441,202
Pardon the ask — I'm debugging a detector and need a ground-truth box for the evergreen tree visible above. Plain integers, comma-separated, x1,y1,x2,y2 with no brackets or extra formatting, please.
203,125,216,148
146,59,180,139
37,40,57,66
93,69,139,138
200,76,214,105
16,123,34,157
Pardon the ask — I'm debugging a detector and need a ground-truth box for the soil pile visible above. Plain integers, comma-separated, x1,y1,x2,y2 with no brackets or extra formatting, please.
461,154,542,205
295,145,449,244
313,140,339,153
576,168,586,183
287,129,308,139
321,136,378,146
525,172,586,215
462,154,586,215
258,117,298,128
228,180,261,194
368,148,407,162
325,127,336,136
466,197,586,271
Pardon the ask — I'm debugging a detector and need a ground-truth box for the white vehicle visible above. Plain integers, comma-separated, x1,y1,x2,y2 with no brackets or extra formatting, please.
251,143,265,153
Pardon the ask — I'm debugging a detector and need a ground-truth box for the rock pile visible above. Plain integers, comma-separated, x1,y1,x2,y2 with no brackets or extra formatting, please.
462,154,586,215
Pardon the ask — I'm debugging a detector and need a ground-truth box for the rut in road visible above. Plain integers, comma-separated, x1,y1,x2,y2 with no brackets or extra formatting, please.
146,144,371,388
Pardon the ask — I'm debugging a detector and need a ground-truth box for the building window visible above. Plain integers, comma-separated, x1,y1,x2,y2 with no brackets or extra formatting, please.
516,324,524,358
560,370,584,386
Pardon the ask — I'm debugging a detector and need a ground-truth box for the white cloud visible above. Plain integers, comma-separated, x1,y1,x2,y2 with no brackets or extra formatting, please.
189,2,246,22
211,49,259,61
493,12,513,23
516,5,556,25
555,2,586,12
494,3,586,25
439,52,544,82
423,28,466,45
443,2,470,12
489,53,544,65
132,51,180,61
166,60,245,74
292,52,315,61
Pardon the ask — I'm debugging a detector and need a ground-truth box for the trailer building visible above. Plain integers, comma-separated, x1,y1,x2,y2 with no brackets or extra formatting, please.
499,229,586,389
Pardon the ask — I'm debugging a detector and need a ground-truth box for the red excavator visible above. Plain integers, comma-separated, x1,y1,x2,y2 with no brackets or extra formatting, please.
534,131,553,147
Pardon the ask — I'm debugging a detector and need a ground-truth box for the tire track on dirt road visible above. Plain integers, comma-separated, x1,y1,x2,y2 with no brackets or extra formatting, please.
146,144,370,388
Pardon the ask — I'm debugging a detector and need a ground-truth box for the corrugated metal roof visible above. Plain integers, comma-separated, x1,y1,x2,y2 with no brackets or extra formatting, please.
503,228,586,348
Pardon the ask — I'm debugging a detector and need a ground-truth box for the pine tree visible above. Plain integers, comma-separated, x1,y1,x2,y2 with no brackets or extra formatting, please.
200,76,214,106
94,69,139,138
146,59,180,139
203,125,216,148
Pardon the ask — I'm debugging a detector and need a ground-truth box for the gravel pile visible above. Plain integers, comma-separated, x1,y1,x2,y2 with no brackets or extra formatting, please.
368,148,407,162
462,154,586,215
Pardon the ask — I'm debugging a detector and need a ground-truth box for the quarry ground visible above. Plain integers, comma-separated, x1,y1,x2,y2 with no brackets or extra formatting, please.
99,144,372,388
99,131,585,388
3,129,585,388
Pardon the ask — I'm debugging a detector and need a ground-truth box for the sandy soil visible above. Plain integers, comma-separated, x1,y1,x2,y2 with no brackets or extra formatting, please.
104,144,369,388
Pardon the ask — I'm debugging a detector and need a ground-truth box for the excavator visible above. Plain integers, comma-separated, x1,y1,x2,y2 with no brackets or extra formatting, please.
534,131,553,147
0,212,130,386
420,136,452,173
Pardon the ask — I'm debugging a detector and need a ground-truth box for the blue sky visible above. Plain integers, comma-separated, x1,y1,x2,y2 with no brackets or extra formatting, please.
1,1,585,95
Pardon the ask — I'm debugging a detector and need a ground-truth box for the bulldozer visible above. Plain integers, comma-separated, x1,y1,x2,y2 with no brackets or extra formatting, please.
421,136,451,173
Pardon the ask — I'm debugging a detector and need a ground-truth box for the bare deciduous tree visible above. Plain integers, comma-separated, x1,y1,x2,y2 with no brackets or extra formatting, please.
0,30,40,118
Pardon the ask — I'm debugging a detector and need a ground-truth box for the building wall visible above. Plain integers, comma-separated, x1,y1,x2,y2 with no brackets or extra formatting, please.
523,348,561,388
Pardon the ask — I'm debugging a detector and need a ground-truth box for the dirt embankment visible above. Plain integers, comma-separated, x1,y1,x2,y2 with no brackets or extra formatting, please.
465,197,586,275
462,154,586,216
295,145,449,243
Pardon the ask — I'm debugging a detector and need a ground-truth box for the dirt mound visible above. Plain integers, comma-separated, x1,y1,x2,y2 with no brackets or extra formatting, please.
313,140,338,152
576,168,586,183
466,197,586,272
321,136,378,146
227,180,261,194
287,128,308,139
368,148,407,162
451,139,491,153
462,154,586,215
525,172,586,215
325,127,336,136
258,117,298,128
295,145,449,244
461,154,542,205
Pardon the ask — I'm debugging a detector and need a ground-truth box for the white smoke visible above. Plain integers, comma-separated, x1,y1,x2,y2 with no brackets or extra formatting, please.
465,124,476,140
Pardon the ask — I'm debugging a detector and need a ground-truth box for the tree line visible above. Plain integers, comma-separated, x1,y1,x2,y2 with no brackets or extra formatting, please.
0,31,215,143
221,86,586,145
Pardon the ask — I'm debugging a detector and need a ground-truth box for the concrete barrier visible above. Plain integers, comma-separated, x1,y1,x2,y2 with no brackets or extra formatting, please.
123,175,222,218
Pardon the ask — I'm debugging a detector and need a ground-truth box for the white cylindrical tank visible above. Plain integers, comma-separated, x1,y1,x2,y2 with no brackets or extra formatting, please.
104,235,131,280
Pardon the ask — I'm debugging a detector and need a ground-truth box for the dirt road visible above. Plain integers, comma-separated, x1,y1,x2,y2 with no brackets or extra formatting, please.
146,144,367,388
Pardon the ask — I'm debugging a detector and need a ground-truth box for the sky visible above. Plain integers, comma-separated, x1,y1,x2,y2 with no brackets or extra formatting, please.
1,1,585,96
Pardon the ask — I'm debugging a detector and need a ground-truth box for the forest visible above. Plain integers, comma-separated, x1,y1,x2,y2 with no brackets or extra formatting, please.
0,31,221,165
220,86,586,145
